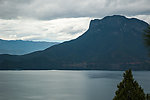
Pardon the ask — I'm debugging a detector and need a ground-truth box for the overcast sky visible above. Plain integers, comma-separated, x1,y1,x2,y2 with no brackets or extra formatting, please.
0,0,150,42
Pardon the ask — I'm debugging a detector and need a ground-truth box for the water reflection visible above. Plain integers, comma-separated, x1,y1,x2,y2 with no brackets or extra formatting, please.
87,71,122,79
0,71,149,100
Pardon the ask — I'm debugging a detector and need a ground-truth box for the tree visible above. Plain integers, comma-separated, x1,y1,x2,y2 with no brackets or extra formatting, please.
113,69,145,100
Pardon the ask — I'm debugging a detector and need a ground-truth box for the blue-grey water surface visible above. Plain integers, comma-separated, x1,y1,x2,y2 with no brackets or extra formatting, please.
0,70,150,100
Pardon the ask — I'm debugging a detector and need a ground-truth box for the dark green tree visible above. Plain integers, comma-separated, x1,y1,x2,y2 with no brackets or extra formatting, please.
113,69,145,100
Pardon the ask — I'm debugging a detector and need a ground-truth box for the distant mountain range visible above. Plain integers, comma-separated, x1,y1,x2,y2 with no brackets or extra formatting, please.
0,39,59,55
0,15,150,70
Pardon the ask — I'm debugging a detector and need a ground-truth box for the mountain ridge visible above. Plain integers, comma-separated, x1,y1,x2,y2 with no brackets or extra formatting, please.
0,15,150,70
0,39,59,55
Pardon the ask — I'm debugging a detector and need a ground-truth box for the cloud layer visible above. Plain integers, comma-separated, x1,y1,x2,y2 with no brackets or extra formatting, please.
0,0,150,42
0,0,150,20
0,17,91,42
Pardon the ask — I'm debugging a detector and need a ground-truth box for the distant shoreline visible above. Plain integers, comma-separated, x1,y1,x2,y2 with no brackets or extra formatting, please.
0,69,149,71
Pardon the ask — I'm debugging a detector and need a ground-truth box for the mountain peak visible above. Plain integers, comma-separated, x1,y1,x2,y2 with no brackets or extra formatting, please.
89,15,127,29
103,15,126,20
88,15,148,32
90,15,126,22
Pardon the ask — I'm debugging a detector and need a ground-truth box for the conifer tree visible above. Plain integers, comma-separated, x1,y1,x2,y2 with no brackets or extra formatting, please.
113,69,145,100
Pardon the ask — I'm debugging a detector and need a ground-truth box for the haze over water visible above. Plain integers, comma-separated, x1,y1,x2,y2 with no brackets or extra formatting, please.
0,70,150,100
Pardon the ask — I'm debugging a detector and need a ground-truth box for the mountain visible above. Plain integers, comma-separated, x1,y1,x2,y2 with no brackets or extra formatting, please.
0,15,150,70
0,39,59,55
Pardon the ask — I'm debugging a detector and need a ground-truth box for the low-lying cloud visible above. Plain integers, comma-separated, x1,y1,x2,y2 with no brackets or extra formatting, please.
0,17,91,42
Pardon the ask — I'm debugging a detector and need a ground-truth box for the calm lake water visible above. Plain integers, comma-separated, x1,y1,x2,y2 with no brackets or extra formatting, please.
0,70,150,100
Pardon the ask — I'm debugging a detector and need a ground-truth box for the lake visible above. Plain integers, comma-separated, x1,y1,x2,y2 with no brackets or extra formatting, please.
0,70,150,100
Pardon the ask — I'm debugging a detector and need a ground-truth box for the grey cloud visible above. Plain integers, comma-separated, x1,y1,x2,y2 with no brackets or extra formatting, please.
0,0,31,19
0,0,150,20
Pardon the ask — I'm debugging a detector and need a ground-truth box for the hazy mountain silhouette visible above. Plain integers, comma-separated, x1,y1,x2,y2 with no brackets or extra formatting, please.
0,39,59,55
0,15,150,70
